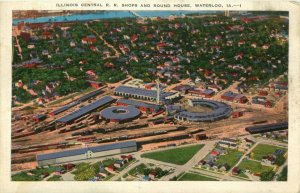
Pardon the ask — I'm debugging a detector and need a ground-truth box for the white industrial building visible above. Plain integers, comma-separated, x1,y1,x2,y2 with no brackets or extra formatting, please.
36,141,137,166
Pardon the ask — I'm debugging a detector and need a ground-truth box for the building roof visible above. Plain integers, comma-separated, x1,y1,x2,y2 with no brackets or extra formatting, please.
56,96,114,123
100,105,141,121
51,90,104,115
37,141,137,161
35,114,46,119
114,85,173,100
221,138,238,143
76,89,104,102
222,91,238,99
51,101,79,115
117,98,160,110
245,122,288,134
175,99,232,122
202,89,215,95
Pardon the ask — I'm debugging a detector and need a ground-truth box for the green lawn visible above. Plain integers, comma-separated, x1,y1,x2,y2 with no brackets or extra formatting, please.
238,159,273,174
178,172,218,181
47,175,62,181
141,144,204,165
12,166,63,181
128,163,147,176
72,159,116,181
12,172,41,181
236,172,249,179
215,149,243,168
251,144,286,161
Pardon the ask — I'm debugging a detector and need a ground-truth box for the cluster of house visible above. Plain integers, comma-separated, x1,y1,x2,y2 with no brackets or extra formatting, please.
97,155,133,179
142,171,158,181
13,79,61,104
221,91,248,104
238,138,255,152
251,96,273,108
196,147,231,172
259,130,288,143
218,138,239,149
268,81,288,94
147,62,184,83
260,149,285,165
196,138,254,173
172,84,216,98
31,163,75,179
219,138,255,152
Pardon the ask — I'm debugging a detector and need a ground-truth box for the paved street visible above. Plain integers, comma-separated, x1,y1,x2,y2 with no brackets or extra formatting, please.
61,171,75,181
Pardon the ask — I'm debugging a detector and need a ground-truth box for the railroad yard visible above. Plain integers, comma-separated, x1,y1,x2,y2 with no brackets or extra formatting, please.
11,11,289,181
11,76,288,175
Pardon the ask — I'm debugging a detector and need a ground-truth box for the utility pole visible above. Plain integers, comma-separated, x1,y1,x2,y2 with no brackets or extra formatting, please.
225,11,230,17
156,79,160,105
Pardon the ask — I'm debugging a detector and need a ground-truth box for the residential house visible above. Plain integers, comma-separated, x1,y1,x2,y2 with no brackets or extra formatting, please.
105,165,116,173
114,160,124,168
149,172,157,180
232,167,241,175
262,155,276,165
81,35,97,44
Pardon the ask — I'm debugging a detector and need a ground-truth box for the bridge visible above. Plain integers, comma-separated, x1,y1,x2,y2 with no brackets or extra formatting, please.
129,11,145,19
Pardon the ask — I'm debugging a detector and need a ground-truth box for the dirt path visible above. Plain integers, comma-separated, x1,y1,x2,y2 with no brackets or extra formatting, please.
85,23,121,58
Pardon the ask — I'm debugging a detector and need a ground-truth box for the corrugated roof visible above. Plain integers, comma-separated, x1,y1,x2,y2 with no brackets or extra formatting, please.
114,86,173,99
117,99,160,109
37,141,137,161
100,106,140,121
245,122,288,134
56,96,114,123
175,99,232,122
77,89,104,102
35,114,46,119
222,91,238,98
52,101,79,115
51,89,103,115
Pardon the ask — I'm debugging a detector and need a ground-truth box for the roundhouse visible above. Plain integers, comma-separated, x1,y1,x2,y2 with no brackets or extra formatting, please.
100,106,141,122
174,99,232,122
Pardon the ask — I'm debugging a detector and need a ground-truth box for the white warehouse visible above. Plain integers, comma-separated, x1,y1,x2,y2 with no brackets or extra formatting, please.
36,141,137,166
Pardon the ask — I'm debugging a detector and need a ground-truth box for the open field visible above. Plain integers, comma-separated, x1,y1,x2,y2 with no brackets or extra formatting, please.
251,143,286,160
238,159,273,174
141,144,204,165
178,172,218,181
128,163,147,176
72,159,115,181
215,149,243,168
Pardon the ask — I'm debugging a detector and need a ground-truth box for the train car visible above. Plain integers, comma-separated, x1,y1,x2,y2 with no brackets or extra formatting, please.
194,133,208,140
152,110,165,117
12,131,35,139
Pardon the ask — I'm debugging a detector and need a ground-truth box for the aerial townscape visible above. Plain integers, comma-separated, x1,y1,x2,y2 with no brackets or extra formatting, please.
11,10,288,181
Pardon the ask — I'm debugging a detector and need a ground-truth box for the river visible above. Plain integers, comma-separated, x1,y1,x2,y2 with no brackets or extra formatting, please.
13,10,221,25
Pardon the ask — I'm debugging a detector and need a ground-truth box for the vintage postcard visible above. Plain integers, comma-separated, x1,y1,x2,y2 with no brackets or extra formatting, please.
0,0,300,193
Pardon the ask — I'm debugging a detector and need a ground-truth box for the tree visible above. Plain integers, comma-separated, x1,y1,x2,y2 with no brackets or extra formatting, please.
143,168,151,176
260,171,275,181
275,154,286,166
277,166,287,181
